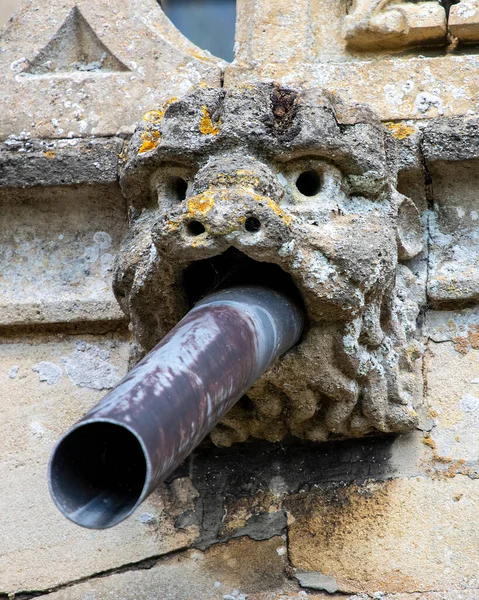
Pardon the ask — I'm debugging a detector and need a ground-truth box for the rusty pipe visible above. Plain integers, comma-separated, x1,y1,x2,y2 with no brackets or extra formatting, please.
48,286,304,529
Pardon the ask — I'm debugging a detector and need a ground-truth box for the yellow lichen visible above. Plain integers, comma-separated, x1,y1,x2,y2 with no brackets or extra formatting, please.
187,191,215,216
267,198,292,226
143,97,178,124
138,98,179,154
200,105,220,135
385,122,416,140
191,52,209,62
44,151,56,159
138,130,161,154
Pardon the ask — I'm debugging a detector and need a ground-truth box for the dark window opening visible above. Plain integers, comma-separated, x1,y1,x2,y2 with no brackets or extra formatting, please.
160,0,236,62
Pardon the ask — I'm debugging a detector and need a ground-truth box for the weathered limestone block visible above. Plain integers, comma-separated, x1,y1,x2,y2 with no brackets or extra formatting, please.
286,476,479,594
449,0,479,43
0,0,223,139
226,53,479,121
0,181,126,327
29,537,289,600
115,83,425,446
344,0,447,51
234,0,315,68
420,118,479,306
426,310,479,462
0,335,200,593
0,137,123,188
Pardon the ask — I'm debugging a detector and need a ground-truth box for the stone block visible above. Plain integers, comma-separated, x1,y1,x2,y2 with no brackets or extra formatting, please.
286,475,479,594
0,0,223,139
425,332,479,464
344,1,447,51
422,118,479,163
426,161,479,306
227,53,479,121
449,1,479,43
29,537,288,600
0,335,199,593
0,183,127,326
0,137,124,188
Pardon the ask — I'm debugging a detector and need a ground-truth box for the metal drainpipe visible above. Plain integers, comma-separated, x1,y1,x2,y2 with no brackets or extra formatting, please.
48,285,304,529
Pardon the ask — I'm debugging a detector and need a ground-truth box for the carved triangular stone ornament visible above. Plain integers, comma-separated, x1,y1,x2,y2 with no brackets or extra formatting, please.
0,0,223,138
23,6,128,75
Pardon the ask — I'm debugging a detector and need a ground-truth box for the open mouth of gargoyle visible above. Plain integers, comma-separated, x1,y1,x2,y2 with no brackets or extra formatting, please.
182,247,306,317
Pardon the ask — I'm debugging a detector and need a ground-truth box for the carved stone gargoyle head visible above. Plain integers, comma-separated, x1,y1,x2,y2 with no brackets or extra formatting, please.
116,83,424,446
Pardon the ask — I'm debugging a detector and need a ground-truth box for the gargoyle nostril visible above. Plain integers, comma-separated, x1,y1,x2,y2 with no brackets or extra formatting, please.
245,217,261,232
187,220,205,236
296,170,321,196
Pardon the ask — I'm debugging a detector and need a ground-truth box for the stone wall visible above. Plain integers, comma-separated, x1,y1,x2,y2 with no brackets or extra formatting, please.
1,1,479,599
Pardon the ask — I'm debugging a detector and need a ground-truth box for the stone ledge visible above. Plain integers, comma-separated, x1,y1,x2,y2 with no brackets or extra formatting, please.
421,117,479,163
0,137,124,188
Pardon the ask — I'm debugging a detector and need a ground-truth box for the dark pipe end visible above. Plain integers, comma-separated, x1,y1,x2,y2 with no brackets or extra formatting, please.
48,422,148,529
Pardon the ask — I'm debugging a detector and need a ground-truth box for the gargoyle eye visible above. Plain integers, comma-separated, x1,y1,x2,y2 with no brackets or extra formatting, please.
167,176,188,202
152,166,194,209
296,170,322,197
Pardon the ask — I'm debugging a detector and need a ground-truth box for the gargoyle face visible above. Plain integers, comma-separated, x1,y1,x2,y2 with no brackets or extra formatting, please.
116,83,424,445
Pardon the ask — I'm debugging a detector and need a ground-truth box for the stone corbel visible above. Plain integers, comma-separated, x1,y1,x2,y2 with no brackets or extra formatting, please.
344,0,447,50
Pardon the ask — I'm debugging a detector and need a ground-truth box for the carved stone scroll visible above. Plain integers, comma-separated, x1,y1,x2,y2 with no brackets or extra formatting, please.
344,0,447,50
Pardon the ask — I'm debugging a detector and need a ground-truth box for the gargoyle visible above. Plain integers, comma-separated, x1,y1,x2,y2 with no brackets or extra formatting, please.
115,83,424,446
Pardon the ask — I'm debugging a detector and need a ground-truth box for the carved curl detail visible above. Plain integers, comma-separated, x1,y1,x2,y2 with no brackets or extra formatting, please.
115,83,424,446
344,0,447,50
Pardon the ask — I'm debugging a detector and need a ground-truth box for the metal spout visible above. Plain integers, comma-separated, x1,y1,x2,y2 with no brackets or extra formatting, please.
48,286,304,529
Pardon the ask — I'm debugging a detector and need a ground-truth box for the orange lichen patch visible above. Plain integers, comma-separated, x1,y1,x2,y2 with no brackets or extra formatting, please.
421,434,476,478
143,97,178,124
187,191,215,216
164,220,180,233
143,110,164,124
267,198,292,226
453,325,479,354
385,122,416,140
43,151,56,159
199,105,220,135
138,129,161,154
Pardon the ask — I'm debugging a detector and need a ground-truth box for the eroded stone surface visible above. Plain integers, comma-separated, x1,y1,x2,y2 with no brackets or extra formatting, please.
0,137,123,188
115,83,425,446
426,161,479,306
425,334,479,463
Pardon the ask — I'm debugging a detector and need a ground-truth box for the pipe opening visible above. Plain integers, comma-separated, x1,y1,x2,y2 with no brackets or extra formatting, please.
49,422,147,529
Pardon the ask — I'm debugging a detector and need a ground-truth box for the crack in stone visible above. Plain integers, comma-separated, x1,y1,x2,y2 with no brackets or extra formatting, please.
0,544,192,600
